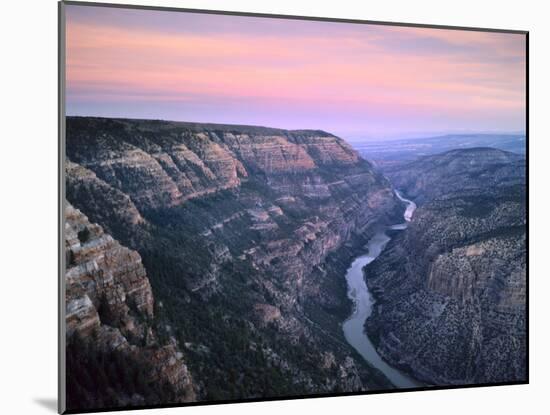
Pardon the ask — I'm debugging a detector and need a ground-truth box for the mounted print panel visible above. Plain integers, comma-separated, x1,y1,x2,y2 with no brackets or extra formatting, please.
59,1,528,413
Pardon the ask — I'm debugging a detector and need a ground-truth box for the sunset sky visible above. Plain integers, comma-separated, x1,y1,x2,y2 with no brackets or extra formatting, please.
65,5,526,140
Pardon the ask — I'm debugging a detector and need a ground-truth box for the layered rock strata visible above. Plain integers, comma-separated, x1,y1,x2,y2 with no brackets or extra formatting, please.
365,148,527,385
66,117,401,402
65,203,195,410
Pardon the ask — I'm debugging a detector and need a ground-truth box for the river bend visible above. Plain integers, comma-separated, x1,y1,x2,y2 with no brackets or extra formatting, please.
342,190,421,389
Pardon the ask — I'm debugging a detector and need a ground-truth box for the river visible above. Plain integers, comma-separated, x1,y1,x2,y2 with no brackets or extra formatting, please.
342,190,421,389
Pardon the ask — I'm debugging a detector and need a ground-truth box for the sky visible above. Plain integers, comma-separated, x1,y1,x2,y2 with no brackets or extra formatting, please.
65,5,526,141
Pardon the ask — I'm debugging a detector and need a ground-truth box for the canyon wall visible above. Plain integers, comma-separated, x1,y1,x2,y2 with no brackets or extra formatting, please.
365,148,527,385
65,117,400,403
65,203,195,410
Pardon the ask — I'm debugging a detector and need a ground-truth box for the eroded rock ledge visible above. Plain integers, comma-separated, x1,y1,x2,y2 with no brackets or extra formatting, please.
65,203,195,410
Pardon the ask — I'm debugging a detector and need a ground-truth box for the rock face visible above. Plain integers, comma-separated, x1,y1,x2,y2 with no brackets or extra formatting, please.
365,148,526,385
66,118,362,214
66,117,401,403
65,203,195,410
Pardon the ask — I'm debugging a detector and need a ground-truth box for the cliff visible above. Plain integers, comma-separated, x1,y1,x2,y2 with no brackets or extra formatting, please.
65,203,195,410
364,148,526,385
66,117,363,213
65,117,400,402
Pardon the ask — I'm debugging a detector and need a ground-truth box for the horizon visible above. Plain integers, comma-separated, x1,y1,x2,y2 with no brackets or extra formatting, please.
65,114,525,143
65,5,526,139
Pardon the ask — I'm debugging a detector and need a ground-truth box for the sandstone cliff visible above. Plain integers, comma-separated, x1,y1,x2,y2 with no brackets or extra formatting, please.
65,203,195,410
66,117,400,402
365,148,526,385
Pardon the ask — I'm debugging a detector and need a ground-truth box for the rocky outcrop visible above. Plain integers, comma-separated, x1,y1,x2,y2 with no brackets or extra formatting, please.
66,116,400,402
65,203,195,410
364,148,526,385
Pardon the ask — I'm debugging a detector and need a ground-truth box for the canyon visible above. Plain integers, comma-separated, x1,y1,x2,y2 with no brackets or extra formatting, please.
65,117,401,408
64,117,527,409
364,148,526,384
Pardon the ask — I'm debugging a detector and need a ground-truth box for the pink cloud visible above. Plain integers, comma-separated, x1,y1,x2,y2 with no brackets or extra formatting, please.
65,6,526,135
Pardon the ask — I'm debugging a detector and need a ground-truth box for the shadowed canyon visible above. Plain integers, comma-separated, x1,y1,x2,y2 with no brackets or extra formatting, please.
64,117,526,411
